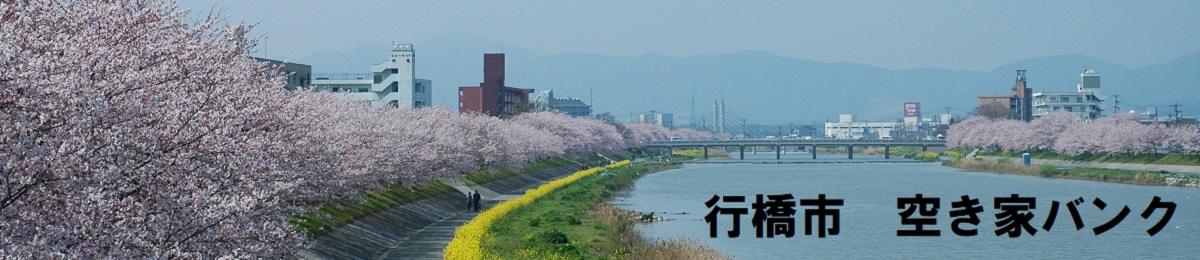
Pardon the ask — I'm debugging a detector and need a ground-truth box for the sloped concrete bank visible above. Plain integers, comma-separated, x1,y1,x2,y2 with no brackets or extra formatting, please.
298,163,589,259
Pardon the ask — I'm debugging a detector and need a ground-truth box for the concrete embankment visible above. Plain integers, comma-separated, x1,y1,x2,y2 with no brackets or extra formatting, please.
298,162,592,259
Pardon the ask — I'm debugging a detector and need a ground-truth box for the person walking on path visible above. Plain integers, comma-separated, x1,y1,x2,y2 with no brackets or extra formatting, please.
466,191,474,211
472,190,482,212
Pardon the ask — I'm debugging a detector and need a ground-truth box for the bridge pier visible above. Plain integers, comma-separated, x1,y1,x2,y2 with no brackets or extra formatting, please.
775,145,781,160
739,146,745,160
703,145,709,160
812,145,817,159
667,147,673,161
848,145,854,159
922,145,928,152
884,145,890,159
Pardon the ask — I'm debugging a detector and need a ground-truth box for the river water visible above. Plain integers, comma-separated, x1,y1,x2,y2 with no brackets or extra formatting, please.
616,153,1200,259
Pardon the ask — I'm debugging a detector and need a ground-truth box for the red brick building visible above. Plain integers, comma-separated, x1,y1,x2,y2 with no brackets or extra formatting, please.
458,53,534,117
976,70,1034,121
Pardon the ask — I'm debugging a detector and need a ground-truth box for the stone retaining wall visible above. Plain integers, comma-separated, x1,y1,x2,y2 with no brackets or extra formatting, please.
299,191,464,260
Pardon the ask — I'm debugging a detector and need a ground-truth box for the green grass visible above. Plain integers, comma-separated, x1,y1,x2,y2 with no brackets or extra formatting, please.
863,146,920,158
293,156,581,237
292,181,457,237
481,161,729,259
977,150,1200,166
292,151,649,238
671,149,730,160
949,160,1200,187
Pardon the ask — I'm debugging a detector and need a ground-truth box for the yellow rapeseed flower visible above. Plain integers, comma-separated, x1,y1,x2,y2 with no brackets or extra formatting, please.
445,160,630,259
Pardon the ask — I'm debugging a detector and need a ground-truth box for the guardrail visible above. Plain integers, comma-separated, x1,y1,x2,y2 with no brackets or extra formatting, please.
647,139,947,147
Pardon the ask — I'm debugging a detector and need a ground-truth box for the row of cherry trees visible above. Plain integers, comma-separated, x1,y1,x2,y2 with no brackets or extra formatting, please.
0,0,691,257
947,112,1200,155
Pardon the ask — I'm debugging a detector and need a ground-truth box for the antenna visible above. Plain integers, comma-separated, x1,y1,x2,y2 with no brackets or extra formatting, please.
500,37,505,53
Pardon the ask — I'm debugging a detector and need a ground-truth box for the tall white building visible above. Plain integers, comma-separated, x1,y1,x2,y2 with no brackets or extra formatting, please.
1032,70,1104,121
638,111,674,129
312,43,432,108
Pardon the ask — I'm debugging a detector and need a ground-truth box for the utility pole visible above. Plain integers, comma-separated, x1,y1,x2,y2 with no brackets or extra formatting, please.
1112,95,1120,114
1171,101,1181,124
690,95,695,129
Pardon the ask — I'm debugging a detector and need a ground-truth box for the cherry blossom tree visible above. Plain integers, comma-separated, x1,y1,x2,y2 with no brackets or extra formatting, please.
950,112,1198,156
1025,111,1079,150
0,0,766,257
946,116,991,149
1168,124,1200,154
623,123,671,147
511,112,626,156
1,0,315,257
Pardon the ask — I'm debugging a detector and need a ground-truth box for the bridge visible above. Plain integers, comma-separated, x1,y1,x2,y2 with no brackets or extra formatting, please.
645,139,947,160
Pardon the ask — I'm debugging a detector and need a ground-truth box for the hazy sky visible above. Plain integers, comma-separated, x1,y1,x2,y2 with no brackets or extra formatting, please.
177,0,1200,71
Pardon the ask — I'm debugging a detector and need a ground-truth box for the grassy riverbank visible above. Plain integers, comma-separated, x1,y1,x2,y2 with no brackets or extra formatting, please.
976,150,1200,167
292,153,633,237
672,148,730,159
292,181,457,237
479,161,730,259
948,160,1200,187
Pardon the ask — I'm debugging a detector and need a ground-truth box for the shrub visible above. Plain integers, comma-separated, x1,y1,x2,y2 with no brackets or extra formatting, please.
943,150,963,159
915,151,940,161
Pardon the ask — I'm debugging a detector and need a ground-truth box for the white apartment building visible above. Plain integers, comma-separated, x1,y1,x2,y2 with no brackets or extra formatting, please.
312,43,432,108
1032,70,1104,121
638,111,674,129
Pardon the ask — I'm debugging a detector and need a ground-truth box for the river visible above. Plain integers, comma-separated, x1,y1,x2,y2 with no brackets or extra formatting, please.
616,153,1200,259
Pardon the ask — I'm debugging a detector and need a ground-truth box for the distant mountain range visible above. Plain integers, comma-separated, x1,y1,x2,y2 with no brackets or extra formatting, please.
294,34,1200,125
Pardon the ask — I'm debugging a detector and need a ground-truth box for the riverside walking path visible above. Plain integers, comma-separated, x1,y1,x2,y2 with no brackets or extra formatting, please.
373,185,499,260
299,161,613,260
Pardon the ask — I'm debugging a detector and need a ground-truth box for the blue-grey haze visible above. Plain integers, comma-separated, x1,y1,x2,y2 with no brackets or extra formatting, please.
296,34,1200,124
174,0,1200,124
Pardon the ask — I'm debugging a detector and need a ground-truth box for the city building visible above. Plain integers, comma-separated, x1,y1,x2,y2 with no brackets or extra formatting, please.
638,111,674,129
790,124,823,138
938,113,954,125
977,70,1034,121
311,43,432,108
254,58,311,90
458,53,535,117
825,114,900,139
1032,69,1105,121
532,89,593,117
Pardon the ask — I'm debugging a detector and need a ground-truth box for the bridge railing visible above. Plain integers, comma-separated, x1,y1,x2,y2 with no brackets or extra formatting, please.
646,139,947,146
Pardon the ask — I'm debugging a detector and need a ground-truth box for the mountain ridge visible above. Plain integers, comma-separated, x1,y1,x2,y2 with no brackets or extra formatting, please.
296,34,1200,124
